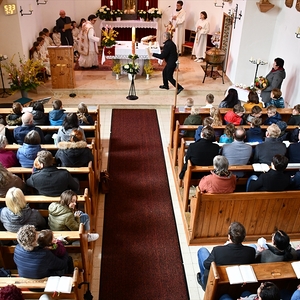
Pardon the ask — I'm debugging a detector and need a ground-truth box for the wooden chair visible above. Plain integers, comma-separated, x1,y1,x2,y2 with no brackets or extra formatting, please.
182,30,196,58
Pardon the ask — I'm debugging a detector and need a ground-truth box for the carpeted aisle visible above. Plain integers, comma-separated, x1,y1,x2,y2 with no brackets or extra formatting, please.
99,109,189,300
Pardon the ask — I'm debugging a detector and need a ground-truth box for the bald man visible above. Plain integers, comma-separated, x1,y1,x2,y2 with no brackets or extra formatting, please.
13,112,45,145
56,10,73,45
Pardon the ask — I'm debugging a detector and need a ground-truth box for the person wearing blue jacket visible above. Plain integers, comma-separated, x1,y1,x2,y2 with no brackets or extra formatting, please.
49,99,66,126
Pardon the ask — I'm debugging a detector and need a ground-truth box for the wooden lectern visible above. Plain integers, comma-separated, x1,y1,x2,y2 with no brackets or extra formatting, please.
48,46,75,89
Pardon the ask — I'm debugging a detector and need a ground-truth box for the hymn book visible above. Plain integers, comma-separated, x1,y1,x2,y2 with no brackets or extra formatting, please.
44,276,73,293
252,163,270,172
291,261,300,278
226,265,258,285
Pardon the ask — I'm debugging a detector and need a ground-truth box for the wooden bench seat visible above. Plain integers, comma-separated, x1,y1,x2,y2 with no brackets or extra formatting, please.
204,261,298,300
186,187,300,245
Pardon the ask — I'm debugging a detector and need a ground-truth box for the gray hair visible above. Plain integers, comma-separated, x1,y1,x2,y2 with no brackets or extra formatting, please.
17,224,37,251
22,112,33,125
0,135,7,149
164,31,171,40
213,155,229,175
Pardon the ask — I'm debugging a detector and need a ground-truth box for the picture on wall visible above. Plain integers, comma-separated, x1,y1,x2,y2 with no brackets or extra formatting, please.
123,0,137,19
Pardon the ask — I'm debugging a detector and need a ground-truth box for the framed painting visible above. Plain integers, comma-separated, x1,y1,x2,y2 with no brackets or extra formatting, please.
122,0,137,19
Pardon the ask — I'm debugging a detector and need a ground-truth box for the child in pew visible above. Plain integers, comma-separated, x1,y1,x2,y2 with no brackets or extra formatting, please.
31,101,49,126
287,104,300,126
194,117,213,141
244,105,263,125
77,102,94,126
265,88,285,108
182,106,202,138
0,114,15,144
184,97,194,109
245,117,264,143
224,104,245,126
264,105,282,125
49,99,66,126
276,121,289,142
48,190,99,242
219,123,235,143
6,102,23,126
201,93,214,108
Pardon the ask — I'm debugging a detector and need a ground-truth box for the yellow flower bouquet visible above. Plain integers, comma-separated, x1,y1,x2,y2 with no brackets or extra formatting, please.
101,25,119,47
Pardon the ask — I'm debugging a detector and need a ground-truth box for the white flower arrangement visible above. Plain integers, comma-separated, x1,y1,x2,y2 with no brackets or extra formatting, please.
148,8,162,18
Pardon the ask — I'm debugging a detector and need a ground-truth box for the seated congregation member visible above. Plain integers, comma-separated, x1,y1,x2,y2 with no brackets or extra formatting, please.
6,102,23,126
198,155,236,193
245,117,264,143
0,135,18,168
221,126,252,177
13,112,45,145
219,123,235,143
182,106,202,138
223,104,245,125
264,105,282,125
17,130,42,168
194,117,213,142
0,284,24,300
253,124,286,164
266,88,285,108
243,90,263,111
14,225,71,279
32,101,49,125
287,129,300,162
219,281,281,300
77,102,94,125
244,105,262,125
26,150,79,196
55,129,93,167
48,190,99,242
0,163,25,197
254,230,296,263
0,114,15,144
179,126,220,179
287,104,300,125
56,112,86,145
197,222,256,290
219,88,241,108
201,93,214,108
276,121,288,142
247,154,290,192
0,187,46,232
49,99,66,126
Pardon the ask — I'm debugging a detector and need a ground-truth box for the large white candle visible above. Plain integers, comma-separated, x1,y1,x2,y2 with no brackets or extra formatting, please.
146,1,149,6
110,0,113,6
132,27,136,42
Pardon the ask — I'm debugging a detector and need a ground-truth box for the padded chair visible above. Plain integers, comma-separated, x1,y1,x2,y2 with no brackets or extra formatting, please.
182,30,196,58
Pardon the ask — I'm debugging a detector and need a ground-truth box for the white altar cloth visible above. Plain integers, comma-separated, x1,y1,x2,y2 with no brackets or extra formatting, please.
100,20,158,29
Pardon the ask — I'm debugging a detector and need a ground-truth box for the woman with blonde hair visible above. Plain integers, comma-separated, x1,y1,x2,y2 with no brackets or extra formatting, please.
0,187,46,232
210,107,222,126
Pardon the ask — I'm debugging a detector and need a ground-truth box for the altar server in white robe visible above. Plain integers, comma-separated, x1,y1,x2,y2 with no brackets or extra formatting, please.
192,11,210,63
171,0,186,55
78,14,100,68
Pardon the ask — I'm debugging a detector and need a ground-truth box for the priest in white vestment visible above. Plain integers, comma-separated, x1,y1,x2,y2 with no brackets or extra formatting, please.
171,1,186,55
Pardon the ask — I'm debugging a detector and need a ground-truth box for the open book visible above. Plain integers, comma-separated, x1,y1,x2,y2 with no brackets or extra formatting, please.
252,163,270,172
291,261,300,279
44,276,73,293
226,265,258,284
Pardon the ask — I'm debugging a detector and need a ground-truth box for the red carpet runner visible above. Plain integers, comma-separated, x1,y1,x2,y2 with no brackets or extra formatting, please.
99,109,189,300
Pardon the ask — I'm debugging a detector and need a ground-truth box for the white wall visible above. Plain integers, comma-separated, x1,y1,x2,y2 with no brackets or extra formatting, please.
0,0,299,107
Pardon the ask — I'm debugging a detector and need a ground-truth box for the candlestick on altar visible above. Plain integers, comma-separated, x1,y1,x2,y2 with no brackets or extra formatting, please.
132,27,136,42
146,1,149,21
132,41,136,55
249,58,267,85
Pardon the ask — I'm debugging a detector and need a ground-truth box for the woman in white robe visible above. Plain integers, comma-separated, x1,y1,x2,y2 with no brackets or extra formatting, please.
192,11,210,63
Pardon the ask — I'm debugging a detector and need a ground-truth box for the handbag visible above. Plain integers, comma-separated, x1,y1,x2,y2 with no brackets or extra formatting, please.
99,170,110,194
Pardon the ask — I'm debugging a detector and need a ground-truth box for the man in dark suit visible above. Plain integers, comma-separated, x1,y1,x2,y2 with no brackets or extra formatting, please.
56,10,73,46
179,126,220,179
152,31,184,95
197,222,256,291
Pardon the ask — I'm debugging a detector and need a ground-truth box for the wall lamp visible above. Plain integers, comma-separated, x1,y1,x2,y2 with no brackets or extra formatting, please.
36,0,48,4
229,4,242,29
296,27,300,39
20,6,33,16
214,0,224,8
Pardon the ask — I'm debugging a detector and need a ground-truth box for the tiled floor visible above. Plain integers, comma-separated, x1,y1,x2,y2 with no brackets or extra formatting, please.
2,56,232,299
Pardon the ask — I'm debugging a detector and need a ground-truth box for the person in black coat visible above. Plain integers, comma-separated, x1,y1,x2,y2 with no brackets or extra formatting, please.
56,10,73,46
179,126,220,179
152,31,184,95
197,222,256,291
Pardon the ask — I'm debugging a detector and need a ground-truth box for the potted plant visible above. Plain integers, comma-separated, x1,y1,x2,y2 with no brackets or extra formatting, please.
148,8,162,21
101,25,119,48
143,60,153,79
96,6,112,21
3,54,44,97
122,54,140,81
112,59,121,79
112,9,123,21
138,10,147,21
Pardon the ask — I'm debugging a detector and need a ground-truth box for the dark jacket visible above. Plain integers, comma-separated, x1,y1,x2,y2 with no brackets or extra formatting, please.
179,138,220,179
6,113,22,126
55,141,93,167
56,16,73,46
13,125,45,145
256,244,297,263
17,143,42,167
288,115,300,126
248,169,291,192
26,166,79,196
152,39,178,65
287,142,300,163
0,204,46,232
245,127,264,143
32,110,49,125
182,115,202,138
203,243,256,288
263,112,282,125
253,137,286,164
77,113,94,125
49,109,66,126
14,244,69,279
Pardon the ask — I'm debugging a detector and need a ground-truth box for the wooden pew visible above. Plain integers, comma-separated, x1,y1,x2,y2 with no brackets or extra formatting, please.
0,267,81,299
204,261,298,300
187,187,300,245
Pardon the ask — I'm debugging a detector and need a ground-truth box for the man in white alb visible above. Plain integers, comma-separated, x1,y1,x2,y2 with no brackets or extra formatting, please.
171,0,186,55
